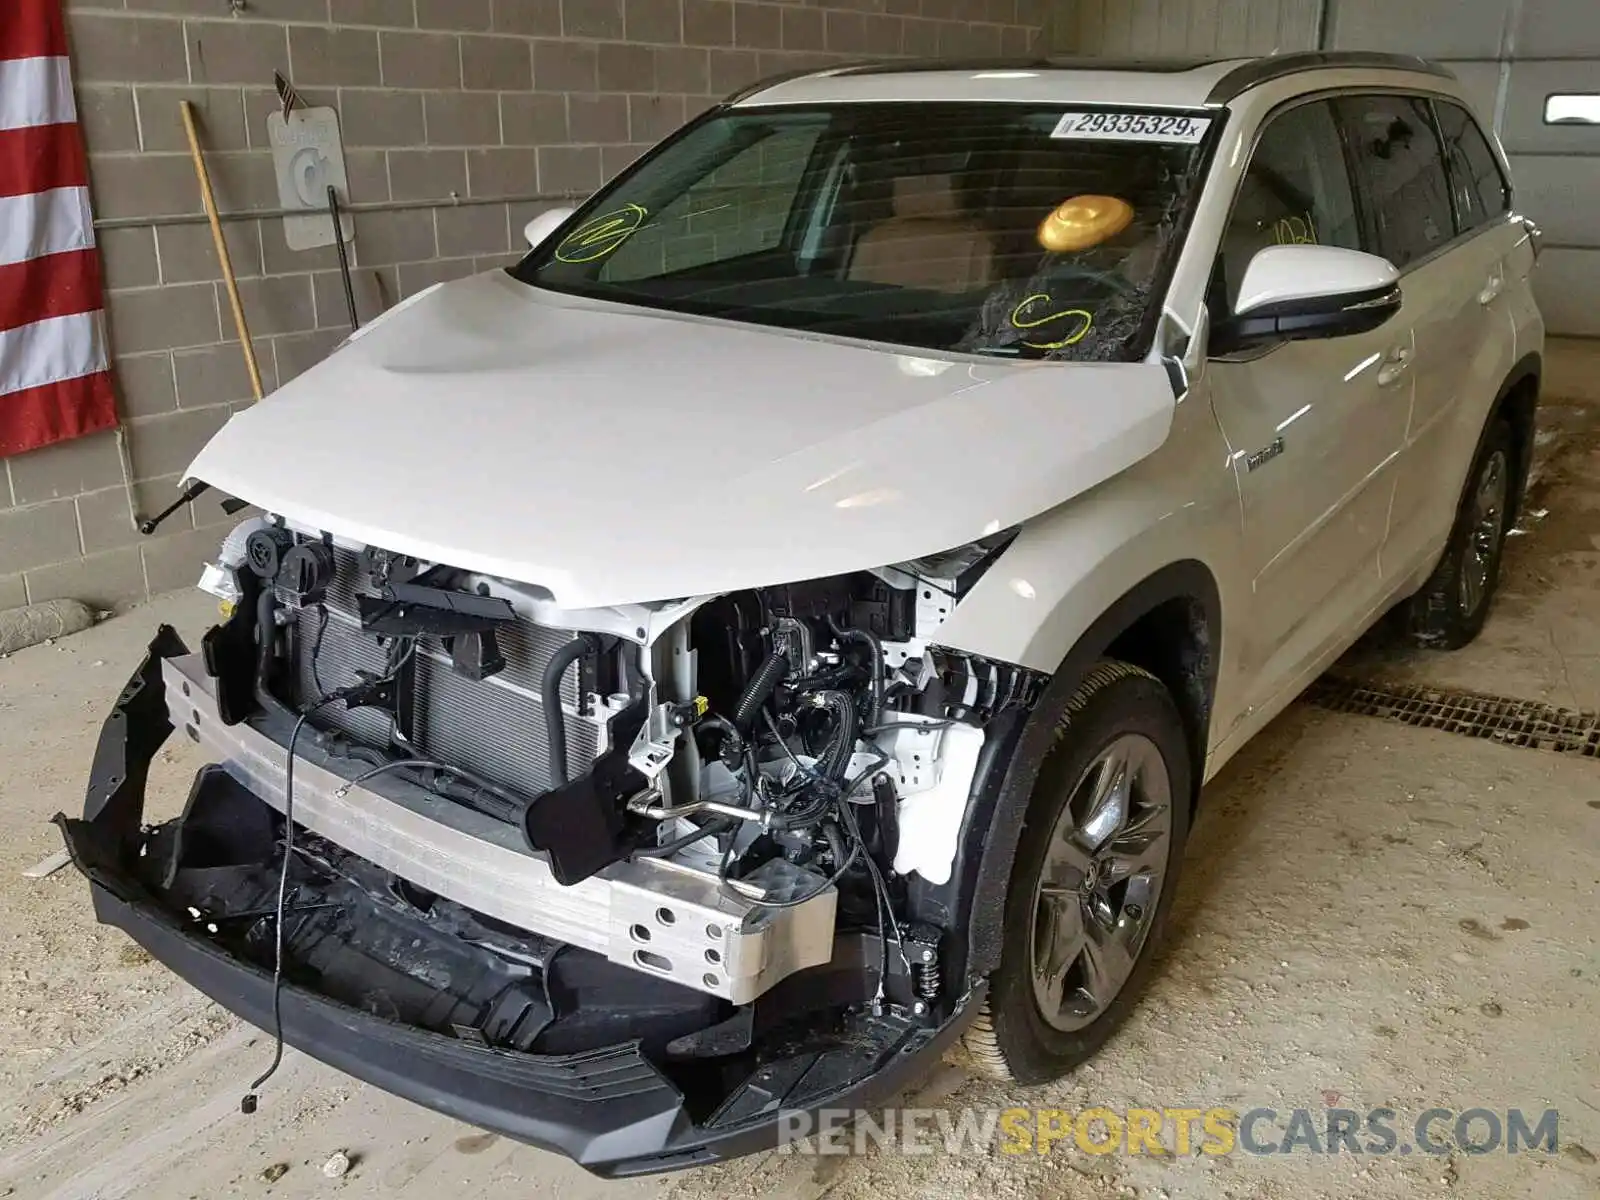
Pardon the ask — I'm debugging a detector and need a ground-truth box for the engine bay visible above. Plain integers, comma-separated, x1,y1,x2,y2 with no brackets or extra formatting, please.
118,514,1046,1106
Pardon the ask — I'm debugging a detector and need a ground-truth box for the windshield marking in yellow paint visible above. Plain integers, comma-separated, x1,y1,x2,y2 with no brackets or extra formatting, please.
1009,294,1095,351
554,204,649,263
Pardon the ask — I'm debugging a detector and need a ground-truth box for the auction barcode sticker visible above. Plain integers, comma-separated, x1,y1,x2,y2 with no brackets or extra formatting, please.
1051,112,1212,144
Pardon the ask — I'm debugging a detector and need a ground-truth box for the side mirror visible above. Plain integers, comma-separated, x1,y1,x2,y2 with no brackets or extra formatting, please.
1212,245,1402,356
523,207,576,250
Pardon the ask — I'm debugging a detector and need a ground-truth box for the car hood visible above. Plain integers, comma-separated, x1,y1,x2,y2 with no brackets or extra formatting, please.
188,271,1177,609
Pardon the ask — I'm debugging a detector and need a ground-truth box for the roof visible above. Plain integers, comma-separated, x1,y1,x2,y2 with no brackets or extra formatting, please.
730,52,1456,111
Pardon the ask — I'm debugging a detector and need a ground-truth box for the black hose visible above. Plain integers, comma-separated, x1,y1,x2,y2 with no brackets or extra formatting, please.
633,817,734,858
733,648,788,731
694,714,744,767
830,619,884,728
541,634,597,788
816,689,858,783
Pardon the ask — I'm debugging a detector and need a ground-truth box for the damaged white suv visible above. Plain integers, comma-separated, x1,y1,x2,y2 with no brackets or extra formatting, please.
62,52,1541,1173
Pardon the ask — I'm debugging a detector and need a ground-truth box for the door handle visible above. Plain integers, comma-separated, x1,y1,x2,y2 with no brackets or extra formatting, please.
1478,273,1504,306
1377,345,1412,387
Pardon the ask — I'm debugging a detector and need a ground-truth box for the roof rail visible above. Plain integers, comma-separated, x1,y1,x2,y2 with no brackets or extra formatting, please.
1206,51,1454,103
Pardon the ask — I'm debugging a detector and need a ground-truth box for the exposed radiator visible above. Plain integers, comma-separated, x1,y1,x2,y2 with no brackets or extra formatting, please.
289,552,604,798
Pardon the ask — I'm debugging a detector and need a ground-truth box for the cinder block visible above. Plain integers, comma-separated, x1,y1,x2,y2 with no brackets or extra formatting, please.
600,141,648,180
338,88,425,147
156,220,264,284
824,10,866,53
107,283,223,354
270,327,346,383
417,0,492,31
0,501,82,576
76,85,140,155
143,525,228,596
185,20,291,86
202,152,281,214
87,153,200,220
683,0,733,47
655,45,708,93
563,0,623,39
397,257,476,297
500,91,567,144
423,90,501,145
332,0,418,28
379,29,463,88
67,15,190,84
435,203,510,257
533,38,598,91
262,226,343,276
223,274,318,338
389,148,469,200
114,351,179,419
462,33,533,90
862,13,904,55
0,573,25,611
310,265,396,328
492,0,562,36
344,148,392,200
78,482,163,556
474,250,525,273
628,92,685,143
98,227,160,291
625,0,682,44
567,92,630,144
7,431,125,506
707,47,759,94
537,144,601,195
596,41,654,92
136,85,249,152
733,1,780,49
289,25,383,87
125,406,231,481
26,546,149,609
351,207,438,264
466,146,539,197
781,5,823,51
174,343,268,408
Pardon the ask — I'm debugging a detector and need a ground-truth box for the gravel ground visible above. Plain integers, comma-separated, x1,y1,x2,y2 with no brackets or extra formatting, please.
1,405,1596,1200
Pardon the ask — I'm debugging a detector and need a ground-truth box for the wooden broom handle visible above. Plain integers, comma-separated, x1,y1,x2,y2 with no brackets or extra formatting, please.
180,100,264,401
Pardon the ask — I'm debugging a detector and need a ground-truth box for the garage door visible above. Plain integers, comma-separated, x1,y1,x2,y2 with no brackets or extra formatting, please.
1056,0,1600,337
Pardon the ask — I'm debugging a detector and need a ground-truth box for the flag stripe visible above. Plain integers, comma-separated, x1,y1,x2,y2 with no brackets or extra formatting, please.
0,309,108,397
0,2,68,62
0,248,105,336
0,121,88,198
0,186,94,267
0,56,75,131
0,370,118,457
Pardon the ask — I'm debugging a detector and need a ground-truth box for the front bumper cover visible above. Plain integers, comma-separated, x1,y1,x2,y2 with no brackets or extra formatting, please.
56,627,980,1176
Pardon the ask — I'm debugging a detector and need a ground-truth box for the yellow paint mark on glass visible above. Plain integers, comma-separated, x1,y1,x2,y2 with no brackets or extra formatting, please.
1009,294,1094,351
1272,212,1319,246
554,204,649,263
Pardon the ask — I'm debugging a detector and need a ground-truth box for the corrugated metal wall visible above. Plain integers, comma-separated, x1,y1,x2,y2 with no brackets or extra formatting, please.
1054,0,1600,336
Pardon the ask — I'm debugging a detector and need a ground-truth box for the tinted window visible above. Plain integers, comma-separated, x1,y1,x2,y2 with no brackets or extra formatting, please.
518,104,1215,362
1338,95,1455,268
1434,101,1511,232
1220,100,1362,309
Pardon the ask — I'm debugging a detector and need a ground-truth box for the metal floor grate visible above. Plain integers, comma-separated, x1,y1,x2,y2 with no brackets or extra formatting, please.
1306,677,1600,759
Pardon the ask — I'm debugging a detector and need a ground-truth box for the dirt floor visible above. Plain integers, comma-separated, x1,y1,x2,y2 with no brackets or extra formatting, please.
1,401,1597,1200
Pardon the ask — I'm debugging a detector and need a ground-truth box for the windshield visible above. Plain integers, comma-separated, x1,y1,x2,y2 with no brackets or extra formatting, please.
514,102,1215,362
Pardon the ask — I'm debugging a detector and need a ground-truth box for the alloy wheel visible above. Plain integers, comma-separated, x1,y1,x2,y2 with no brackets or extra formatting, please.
1029,732,1172,1032
1460,448,1509,617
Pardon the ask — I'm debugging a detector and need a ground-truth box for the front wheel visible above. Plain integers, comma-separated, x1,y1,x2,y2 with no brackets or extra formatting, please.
1403,419,1514,651
958,661,1191,1084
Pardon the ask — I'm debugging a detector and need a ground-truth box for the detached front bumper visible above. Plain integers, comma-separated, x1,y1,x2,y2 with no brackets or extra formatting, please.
57,627,977,1176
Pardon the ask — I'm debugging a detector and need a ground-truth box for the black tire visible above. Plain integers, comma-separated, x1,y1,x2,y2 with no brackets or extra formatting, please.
1402,419,1515,651
957,660,1191,1084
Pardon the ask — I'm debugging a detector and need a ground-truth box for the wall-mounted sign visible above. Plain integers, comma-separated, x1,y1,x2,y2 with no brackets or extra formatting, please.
266,107,353,252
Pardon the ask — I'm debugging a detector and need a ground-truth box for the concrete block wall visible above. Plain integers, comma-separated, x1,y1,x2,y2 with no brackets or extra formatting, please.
1,0,1046,611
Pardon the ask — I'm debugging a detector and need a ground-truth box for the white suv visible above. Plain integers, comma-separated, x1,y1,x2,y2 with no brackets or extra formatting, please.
63,52,1541,1174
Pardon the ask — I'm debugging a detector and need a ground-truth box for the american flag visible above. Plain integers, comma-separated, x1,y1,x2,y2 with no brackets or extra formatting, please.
1,0,119,457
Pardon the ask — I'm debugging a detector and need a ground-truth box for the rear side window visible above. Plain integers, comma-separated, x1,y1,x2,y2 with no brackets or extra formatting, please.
1338,95,1456,268
1219,100,1362,309
1434,101,1512,232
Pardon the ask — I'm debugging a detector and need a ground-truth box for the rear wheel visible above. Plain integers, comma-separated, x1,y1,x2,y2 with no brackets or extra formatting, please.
958,661,1191,1083
1403,419,1514,651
